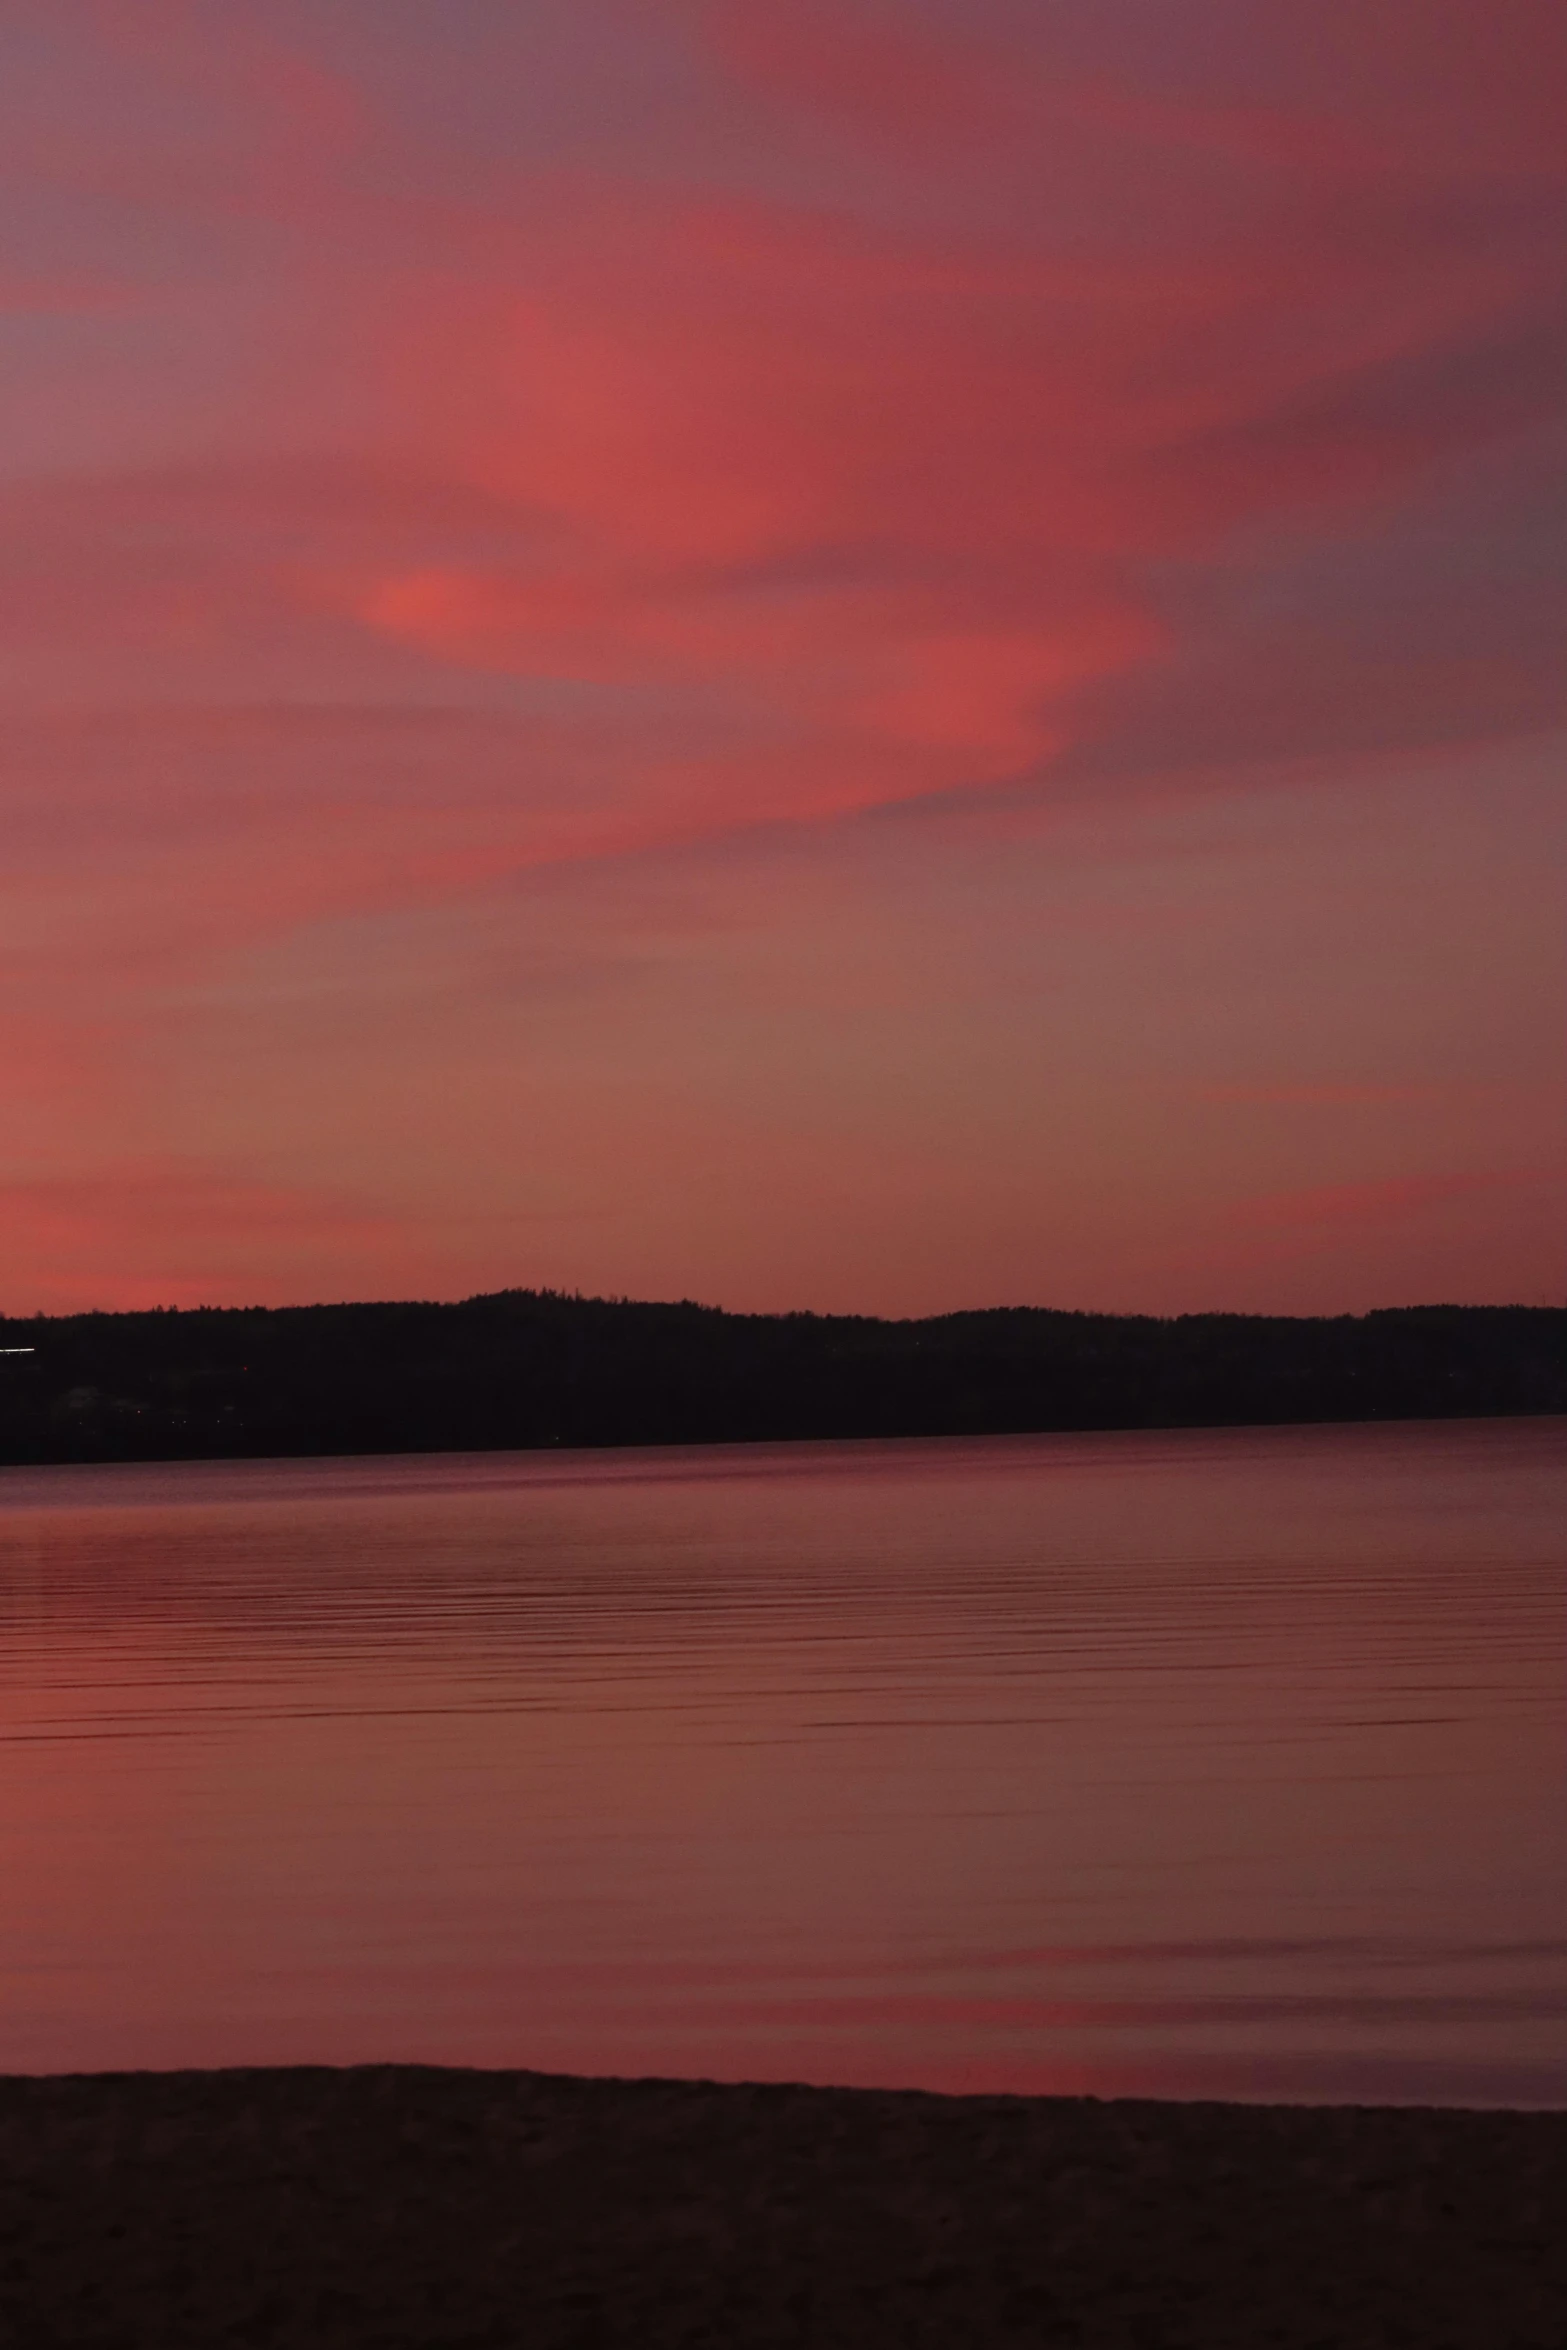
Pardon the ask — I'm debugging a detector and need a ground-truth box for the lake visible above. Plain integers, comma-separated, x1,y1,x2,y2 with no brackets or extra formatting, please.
1,1418,1562,2104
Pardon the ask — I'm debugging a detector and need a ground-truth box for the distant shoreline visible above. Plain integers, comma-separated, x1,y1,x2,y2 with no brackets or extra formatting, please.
4,2063,1563,2346
2,1291,1561,1469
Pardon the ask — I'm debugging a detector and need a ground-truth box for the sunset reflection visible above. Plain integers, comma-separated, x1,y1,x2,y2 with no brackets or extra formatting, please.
2,1422,1561,2103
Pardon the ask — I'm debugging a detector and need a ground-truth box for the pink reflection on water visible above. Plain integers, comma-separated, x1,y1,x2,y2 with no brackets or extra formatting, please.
1,1421,1563,2103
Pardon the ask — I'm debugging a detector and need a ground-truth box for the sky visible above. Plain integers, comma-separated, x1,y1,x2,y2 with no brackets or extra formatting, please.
2,0,1563,1318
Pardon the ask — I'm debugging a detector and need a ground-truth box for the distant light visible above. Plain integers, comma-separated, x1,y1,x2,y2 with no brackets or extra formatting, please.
0,1346,35,1354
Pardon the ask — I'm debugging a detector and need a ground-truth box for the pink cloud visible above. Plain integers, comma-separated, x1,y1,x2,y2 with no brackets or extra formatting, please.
342,138,1558,848
0,1163,474,1314
695,0,1567,178
1196,1084,1444,1109
1240,1170,1556,1233
0,0,1561,1311
693,0,1018,152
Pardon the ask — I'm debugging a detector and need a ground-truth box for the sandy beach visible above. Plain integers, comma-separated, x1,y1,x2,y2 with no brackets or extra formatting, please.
1,2066,1562,2347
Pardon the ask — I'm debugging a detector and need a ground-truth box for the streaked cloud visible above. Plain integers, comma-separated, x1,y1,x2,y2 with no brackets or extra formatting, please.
1,0,1561,1310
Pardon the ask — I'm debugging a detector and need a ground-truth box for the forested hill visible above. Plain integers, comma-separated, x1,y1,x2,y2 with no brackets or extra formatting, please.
0,1293,1561,1466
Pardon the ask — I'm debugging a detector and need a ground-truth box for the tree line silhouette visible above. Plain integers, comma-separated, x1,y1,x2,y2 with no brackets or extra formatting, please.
0,1291,1561,1465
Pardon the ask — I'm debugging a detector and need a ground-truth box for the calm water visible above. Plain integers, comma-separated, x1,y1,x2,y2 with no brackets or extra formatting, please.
1,1419,1562,2104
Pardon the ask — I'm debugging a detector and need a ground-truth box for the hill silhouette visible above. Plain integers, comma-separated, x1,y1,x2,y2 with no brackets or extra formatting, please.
0,1292,1561,1465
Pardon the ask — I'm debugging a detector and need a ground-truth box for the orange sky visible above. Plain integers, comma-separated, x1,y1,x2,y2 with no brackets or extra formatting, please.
3,0,1563,1314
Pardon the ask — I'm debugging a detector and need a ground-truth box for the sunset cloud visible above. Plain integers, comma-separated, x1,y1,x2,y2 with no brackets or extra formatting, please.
1,0,1561,1311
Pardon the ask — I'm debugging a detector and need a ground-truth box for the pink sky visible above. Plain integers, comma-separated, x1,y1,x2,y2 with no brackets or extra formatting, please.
3,0,1563,1315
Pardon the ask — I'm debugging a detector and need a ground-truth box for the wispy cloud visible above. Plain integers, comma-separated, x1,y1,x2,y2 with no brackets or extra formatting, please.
0,0,1561,1309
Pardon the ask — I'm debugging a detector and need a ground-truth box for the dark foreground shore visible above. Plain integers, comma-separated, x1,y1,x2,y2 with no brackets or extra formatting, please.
2,2066,1564,2348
